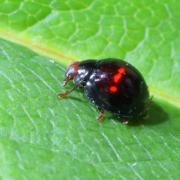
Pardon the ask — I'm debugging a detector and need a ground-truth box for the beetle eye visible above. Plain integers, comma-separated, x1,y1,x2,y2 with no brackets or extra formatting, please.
66,72,73,80
67,73,72,79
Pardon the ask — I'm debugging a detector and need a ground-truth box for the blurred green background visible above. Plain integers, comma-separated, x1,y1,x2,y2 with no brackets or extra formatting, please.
0,0,180,179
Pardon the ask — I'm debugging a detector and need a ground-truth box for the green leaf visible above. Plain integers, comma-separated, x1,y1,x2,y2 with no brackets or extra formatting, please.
0,0,180,179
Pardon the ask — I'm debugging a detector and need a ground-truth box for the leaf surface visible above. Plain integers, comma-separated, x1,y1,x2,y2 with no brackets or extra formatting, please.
0,0,180,179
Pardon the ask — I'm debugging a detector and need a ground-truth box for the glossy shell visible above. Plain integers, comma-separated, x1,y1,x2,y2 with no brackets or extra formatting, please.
75,59,149,118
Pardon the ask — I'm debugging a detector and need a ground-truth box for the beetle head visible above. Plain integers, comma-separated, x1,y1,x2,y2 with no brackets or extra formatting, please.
63,62,79,86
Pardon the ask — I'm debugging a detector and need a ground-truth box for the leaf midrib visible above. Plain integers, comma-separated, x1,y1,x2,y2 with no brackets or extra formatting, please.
0,28,179,109
0,28,76,63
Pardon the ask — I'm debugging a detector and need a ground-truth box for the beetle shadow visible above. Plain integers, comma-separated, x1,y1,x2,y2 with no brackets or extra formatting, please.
64,96,86,103
112,101,169,126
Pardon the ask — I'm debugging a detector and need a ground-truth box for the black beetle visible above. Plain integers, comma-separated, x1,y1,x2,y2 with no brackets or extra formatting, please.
58,58,149,122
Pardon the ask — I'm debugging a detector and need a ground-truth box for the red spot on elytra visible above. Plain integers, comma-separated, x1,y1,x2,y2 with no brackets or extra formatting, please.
109,67,126,93
109,86,118,93
113,74,122,83
113,67,126,84
118,67,126,74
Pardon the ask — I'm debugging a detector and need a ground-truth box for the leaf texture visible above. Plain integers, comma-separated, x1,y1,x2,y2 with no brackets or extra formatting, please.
0,0,180,179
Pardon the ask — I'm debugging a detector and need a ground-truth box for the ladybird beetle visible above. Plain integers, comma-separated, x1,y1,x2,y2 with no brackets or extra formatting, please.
58,58,149,122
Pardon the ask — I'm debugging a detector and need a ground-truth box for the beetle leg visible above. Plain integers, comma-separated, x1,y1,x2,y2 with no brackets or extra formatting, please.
58,84,79,98
96,109,105,121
